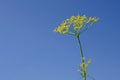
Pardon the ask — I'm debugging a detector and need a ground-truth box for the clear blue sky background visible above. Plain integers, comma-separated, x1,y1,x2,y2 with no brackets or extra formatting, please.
0,0,120,80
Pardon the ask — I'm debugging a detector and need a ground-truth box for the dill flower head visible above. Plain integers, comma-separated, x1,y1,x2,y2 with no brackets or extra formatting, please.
54,15,99,36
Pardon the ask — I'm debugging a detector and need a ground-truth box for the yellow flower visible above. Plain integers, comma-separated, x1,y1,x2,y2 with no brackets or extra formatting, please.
87,17,99,23
54,21,70,34
85,60,91,68
54,15,99,36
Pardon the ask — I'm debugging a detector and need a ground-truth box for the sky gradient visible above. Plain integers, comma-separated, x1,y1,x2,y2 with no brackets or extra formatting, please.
0,0,120,80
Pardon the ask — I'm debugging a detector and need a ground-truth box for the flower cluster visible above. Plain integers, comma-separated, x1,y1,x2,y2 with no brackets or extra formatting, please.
54,15,99,36
78,57,91,78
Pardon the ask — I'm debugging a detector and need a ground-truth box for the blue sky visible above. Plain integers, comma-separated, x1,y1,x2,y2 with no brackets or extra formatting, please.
0,0,120,80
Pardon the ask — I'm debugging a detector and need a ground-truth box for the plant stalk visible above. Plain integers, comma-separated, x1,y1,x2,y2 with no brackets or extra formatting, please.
77,36,86,80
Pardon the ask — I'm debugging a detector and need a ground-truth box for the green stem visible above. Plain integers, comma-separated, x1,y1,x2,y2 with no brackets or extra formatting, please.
77,36,86,80
77,36,84,58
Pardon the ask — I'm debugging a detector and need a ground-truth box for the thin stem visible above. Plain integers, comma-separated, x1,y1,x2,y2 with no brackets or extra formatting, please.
77,36,86,80
77,36,84,58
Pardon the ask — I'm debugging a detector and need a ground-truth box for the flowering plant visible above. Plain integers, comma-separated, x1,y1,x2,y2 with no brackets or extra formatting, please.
54,15,99,80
